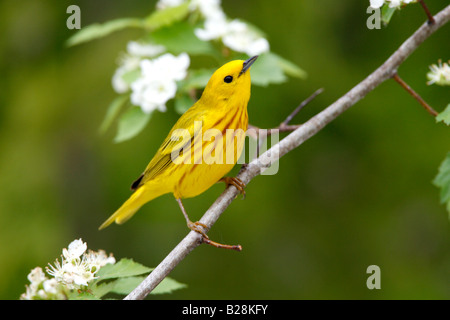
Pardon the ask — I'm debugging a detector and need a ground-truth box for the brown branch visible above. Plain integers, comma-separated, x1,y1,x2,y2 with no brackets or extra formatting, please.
418,0,435,24
392,73,439,117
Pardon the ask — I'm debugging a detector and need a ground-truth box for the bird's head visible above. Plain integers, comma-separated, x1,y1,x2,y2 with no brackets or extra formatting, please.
201,56,258,105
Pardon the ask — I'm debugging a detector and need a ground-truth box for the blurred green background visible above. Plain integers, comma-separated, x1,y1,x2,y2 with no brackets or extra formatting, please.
1,0,449,300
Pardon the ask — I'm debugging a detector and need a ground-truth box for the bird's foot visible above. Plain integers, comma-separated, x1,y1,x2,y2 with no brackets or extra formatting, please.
220,177,246,199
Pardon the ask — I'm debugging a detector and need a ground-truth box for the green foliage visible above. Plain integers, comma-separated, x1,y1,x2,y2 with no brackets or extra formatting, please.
180,68,215,91
114,107,152,143
69,259,185,299
150,21,216,56
66,18,144,47
433,152,450,215
144,2,191,30
175,94,196,114
99,95,129,134
381,5,397,25
96,258,152,279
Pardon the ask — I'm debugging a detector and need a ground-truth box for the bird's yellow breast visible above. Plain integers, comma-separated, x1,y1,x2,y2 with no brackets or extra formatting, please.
170,101,248,199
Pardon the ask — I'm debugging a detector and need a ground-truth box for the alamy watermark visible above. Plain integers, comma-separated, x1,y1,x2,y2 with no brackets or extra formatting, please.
366,6,382,29
169,123,280,175
366,265,381,289
66,5,81,30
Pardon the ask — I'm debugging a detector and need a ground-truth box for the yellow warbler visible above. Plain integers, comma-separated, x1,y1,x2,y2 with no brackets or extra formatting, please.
99,56,258,235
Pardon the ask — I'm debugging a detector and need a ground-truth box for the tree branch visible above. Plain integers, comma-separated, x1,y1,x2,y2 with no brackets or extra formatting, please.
124,5,450,300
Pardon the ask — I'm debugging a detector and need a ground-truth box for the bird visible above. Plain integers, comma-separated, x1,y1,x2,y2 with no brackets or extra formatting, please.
99,56,258,239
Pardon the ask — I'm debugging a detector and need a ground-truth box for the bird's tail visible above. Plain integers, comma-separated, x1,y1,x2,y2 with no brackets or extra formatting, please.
99,183,167,230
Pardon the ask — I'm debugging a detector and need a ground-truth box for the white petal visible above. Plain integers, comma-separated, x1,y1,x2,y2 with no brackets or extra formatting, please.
66,239,87,259
247,38,270,56
369,0,385,8
127,41,166,57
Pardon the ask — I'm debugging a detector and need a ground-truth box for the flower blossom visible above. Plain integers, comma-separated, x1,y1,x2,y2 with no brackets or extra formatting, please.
45,239,115,290
20,267,67,300
156,0,269,56
21,239,116,299
427,60,450,86
369,0,417,9
195,16,269,56
112,41,166,94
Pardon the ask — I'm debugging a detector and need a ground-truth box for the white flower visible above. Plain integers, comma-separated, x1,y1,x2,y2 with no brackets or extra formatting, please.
22,239,115,299
63,238,87,261
190,0,224,21
83,249,116,273
47,239,115,290
130,53,190,113
46,259,64,281
369,0,385,8
27,266,46,284
157,0,224,21
112,41,167,94
131,78,177,113
427,60,450,86
160,52,190,81
42,278,60,295
369,0,416,9
194,15,229,41
21,267,66,300
222,20,269,56
195,17,269,56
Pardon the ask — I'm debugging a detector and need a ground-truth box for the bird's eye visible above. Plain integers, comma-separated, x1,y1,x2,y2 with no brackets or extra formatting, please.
224,75,233,83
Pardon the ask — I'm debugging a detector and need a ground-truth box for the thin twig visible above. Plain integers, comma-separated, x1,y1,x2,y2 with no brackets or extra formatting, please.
202,238,242,251
281,88,324,127
392,73,439,117
247,87,323,139
418,0,435,24
124,5,450,300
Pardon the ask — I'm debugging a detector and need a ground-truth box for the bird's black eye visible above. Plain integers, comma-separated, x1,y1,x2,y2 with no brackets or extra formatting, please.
224,75,233,83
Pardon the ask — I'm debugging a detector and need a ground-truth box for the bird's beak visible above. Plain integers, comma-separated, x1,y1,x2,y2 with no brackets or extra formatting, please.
239,55,258,77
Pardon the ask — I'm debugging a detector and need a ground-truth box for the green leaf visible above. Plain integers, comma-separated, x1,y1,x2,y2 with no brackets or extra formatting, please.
152,277,187,294
145,2,190,30
97,258,153,280
381,5,396,25
67,289,100,300
271,53,307,79
89,281,116,299
433,152,450,214
109,276,186,296
436,103,450,126
175,94,196,114
67,18,144,47
250,52,287,87
182,69,214,91
99,95,129,134
150,22,216,56
121,68,141,85
114,107,152,143
108,277,143,295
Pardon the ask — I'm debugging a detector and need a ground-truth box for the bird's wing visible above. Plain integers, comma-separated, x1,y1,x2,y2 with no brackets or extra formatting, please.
131,106,206,190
